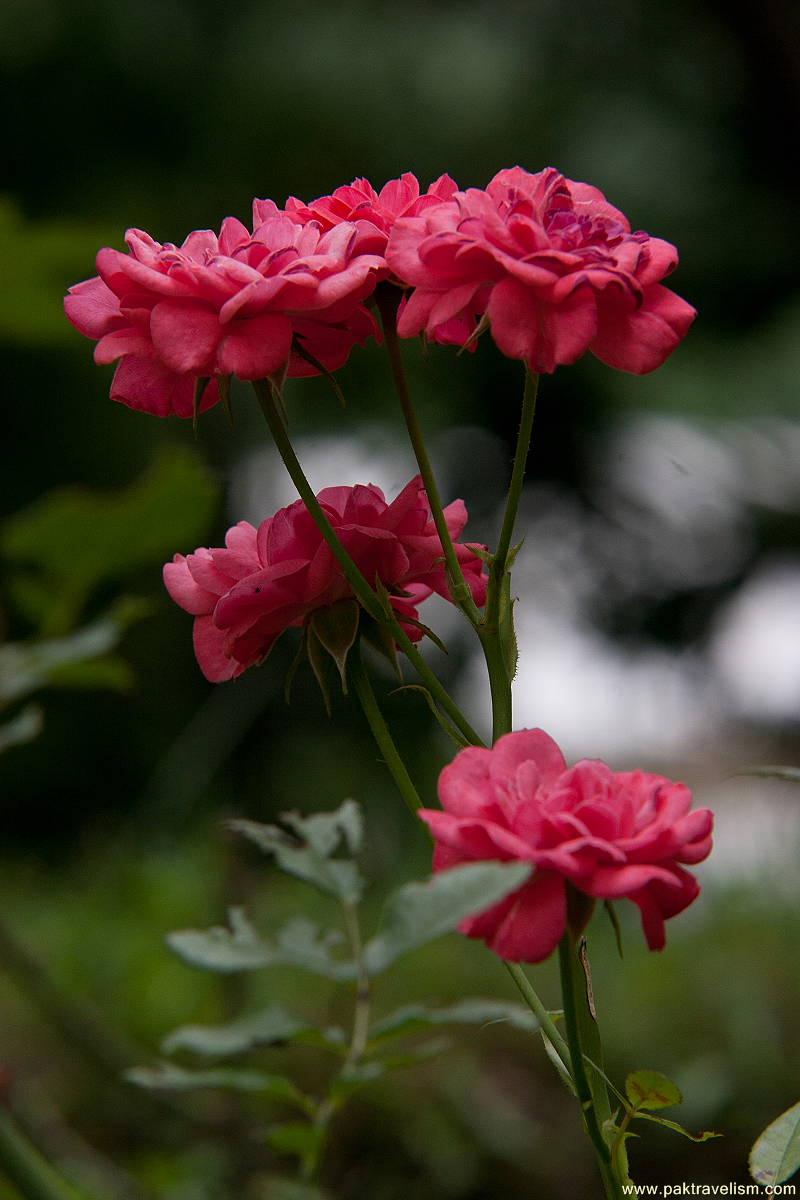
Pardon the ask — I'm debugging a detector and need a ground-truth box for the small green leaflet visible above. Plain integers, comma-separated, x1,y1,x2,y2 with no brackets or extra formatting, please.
126,1063,287,1094
625,1070,682,1111
162,1004,314,1058
369,998,540,1043
167,909,355,980
230,798,363,903
750,1100,800,1188
363,862,531,975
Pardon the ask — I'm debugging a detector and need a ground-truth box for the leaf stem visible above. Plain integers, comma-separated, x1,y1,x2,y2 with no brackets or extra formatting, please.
349,645,423,818
376,290,481,625
252,381,484,748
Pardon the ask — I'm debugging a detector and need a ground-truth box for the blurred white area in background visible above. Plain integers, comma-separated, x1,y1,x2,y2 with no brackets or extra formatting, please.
231,413,800,882
232,414,800,754
711,562,800,721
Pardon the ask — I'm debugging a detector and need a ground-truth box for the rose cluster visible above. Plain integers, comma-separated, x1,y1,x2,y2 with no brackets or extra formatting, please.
164,476,486,681
421,729,714,960
65,167,695,416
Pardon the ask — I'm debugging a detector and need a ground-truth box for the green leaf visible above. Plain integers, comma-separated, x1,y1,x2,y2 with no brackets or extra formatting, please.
0,599,150,705
167,909,354,980
265,1122,323,1160
309,600,360,691
0,704,43,754
2,448,217,631
625,1070,682,1111
634,1112,721,1143
126,1063,278,1093
162,1005,309,1058
363,862,531,975
230,800,363,903
749,1100,800,1187
369,998,540,1043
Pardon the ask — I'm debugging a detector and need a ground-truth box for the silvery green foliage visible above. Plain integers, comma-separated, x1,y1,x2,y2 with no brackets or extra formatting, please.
130,798,536,1184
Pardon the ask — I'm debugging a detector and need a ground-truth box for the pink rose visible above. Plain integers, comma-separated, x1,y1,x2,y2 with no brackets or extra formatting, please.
164,476,487,682
277,173,470,347
386,166,696,374
279,172,459,257
64,210,383,417
420,729,713,962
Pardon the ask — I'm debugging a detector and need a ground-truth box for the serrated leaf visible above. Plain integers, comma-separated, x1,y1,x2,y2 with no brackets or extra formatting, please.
0,704,43,754
126,1063,277,1093
281,799,363,856
363,862,531,975
625,1070,682,1111
750,1100,800,1187
369,998,539,1043
167,909,354,980
309,600,359,691
634,1111,721,1143
162,1005,309,1058
230,800,363,903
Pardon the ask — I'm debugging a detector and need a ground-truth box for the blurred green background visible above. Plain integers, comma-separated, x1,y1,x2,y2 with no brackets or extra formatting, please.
2,1,799,1196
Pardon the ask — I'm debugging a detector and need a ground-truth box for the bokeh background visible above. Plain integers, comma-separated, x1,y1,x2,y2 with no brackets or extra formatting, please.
2,1,800,1196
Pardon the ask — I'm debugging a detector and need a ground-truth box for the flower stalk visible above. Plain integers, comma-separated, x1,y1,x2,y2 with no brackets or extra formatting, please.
349,643,424,817
252,379,484,748
480,366,539,743
377,289,482,626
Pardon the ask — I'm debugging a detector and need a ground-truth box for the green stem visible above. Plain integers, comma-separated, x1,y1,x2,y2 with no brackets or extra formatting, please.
377,291,481,625
0,1108,86,1200
253,381,484,748
488,367,539,614
504,963,571,1072
349,645,423,818
480,367,539,743
558,934,623,1200
305,902,371,1183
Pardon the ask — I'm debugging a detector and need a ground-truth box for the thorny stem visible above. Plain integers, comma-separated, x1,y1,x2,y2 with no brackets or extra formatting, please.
376,290,481,625
253,380,484,748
